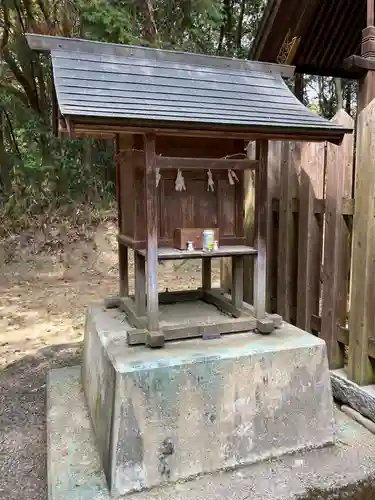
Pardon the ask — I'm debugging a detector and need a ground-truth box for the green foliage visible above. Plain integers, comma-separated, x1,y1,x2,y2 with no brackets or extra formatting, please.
74,0,140,44
1,0,356,237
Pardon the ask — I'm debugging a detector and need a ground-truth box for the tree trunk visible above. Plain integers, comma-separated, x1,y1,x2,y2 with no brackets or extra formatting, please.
235,0,246,51
294,73,304,103
139,0,158,43
335,78,343,111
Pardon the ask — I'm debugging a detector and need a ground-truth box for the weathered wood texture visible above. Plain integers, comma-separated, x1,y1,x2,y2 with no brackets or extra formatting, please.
296,141,325,332
243,142,256,303
224,140,278,313
118,135,246,249
348,100,375,385
144,134,160,335
277,142,300,323
235,118,359,373
116,134,133,296
266,141,281,313
331,369,375,423
321,110,354,369
254,140,269,319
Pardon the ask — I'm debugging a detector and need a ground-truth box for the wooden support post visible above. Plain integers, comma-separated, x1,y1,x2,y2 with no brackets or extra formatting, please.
277,142,300,322
243,141,256,304
296,142,325,332
359,26,375,110
134,252,146,316
119,244,129,297
202,257,211,290
321,110,354,369
266,142,281,313
116,134,132,297
144,134,163,347
368,0,374,26
254,140,268,319
348,100,375,385
296,170,315,331
231,256,244,308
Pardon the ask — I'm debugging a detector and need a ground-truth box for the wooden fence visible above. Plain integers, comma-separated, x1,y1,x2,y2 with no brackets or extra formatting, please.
222,107,375,386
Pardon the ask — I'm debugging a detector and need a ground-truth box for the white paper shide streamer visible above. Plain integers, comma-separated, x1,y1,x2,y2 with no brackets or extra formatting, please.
207,169,214,192
156,168,161,187
175,169,186,191
228,169,239,185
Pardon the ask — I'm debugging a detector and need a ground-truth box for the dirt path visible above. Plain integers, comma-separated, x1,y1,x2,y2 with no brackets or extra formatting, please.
0,222,220,500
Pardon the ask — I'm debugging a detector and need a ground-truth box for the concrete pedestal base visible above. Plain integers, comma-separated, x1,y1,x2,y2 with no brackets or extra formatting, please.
82,304,335,497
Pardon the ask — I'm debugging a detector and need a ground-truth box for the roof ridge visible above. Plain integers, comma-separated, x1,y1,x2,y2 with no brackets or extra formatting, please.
26,33,295,79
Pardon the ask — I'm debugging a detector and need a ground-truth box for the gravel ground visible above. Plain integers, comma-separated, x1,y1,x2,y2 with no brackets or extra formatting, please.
0,221,220,500
0,343,81,500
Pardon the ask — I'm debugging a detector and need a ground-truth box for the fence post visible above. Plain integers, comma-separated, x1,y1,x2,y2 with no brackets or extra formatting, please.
296,142,325,332
321,110,354,369
277,142,300,322
348,99,375,385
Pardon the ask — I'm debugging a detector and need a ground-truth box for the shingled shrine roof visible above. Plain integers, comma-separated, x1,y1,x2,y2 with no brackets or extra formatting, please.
250,0,366,79
26,34,351,143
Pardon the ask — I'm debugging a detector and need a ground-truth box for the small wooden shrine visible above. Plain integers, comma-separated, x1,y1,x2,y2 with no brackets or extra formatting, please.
27,33,349,348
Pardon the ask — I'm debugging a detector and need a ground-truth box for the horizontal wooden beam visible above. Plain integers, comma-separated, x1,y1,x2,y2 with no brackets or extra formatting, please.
343,55,375,76
310,314,350,346
117,234,145,249
136,245,257,261
310,314,321,332
117,234,246,251
61,119,347,144
127,315,257,345
337,326,350,346
155,156,258,170
203,289,251,318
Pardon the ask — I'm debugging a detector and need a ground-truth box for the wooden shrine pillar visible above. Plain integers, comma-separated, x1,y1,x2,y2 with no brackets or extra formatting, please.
358,27,375,111
347,1,375,385
143,134,164,348
116,135,129,297
254,139,269,319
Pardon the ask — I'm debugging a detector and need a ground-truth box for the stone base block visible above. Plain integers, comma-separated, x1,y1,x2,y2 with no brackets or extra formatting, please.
82,304,335,497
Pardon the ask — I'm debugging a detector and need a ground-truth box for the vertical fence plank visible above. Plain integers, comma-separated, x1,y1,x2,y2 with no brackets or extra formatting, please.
321,110,354,369
254,140,269,318
226,140,279,312
243,141,256,304
296,169,315,329
348,100,375,385
267,142,281,312
277,142,300,322
296,142,325,331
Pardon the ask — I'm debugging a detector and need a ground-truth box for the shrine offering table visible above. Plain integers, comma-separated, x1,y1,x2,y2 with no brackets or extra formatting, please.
117,245,259,346
136,245,258,260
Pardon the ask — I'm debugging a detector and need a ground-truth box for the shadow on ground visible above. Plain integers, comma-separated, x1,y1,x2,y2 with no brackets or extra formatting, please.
298,483,375,500
0,342,82,500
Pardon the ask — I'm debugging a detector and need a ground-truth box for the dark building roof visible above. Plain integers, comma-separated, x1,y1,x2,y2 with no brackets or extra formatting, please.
26,34,351,142
250,0,365,79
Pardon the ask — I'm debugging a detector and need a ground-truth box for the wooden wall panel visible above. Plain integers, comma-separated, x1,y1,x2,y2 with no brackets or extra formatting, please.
296,141,325,332
321,110,354,369
348,100,375,385
276,142,300,323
